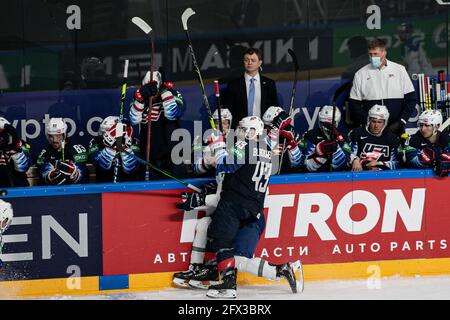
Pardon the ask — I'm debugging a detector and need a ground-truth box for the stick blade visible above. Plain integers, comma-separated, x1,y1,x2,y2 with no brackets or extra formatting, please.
288,48,299,71
131,17,152,34
438,116,450,133
181,8,196,30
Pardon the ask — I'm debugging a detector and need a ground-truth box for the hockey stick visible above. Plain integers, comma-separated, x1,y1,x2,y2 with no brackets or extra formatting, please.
127,153,201,192
438,116,450,133
277,48,299,174
113,59,129,183
131,16,154,181
213,80,223,133
329,103,337,172
181,8,216,130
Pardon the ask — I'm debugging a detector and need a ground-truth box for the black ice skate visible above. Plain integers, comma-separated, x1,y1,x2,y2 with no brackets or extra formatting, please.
172,263,203,288
206,268,237,299
188,263,219,290
276,260,304,294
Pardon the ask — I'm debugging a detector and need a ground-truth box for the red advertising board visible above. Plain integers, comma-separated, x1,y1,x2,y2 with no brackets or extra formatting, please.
102,176,450,276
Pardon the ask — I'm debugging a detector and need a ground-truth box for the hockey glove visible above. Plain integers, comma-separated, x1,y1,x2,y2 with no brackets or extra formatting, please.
201,182,218,195
0,124,22,152
418,146,436,166
103,127,117,149
315,140,338,157
48,169,67,185
279,125,301,144
57,160,76,176
138,81,159,101
207,131,226,157
434,153,450,177
272,111,292,131
159,81,174,93
176,192,206,211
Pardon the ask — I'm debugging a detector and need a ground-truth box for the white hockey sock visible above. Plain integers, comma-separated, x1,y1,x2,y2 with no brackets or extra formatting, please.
235,256,278,281
190,216,211,264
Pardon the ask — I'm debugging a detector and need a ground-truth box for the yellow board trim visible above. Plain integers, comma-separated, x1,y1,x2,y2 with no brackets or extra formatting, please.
3,258,450,298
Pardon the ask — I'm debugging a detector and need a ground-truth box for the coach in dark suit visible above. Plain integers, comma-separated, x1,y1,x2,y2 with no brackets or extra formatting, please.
222,47,279,128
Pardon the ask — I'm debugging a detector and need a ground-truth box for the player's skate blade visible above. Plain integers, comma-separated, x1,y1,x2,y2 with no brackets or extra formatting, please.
206,289,236,299
292,260,304,293
188,280,219,290
173,277,190,288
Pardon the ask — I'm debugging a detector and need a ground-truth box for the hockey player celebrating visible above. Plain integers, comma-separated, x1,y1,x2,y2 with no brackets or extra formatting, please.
129,71,185,179
88,116,140,183
37,118,88,185
401,110,450,177
0,199,13,267
349,105,400,171
0,117,32,187
192,108,233,177
262,106,304,172
299,105,351,172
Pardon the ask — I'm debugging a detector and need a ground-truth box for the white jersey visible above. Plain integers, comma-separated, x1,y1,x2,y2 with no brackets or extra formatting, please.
350,59,416,123
350,59,415,102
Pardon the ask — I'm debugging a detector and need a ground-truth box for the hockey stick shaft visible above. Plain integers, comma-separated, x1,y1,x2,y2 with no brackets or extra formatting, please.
134,156,202,192
114,59,129,183
145,37,155,181
213,80,223,133
278,49,299,174
182,8,216,130
131,16,154,181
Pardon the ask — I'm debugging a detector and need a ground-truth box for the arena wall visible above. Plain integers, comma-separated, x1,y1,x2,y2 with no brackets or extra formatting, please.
0,169,449,297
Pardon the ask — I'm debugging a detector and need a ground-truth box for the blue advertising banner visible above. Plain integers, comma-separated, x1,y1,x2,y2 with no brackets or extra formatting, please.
0,194,102,280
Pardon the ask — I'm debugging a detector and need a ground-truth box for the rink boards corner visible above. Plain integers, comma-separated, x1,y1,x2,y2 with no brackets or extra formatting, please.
0,169,449,298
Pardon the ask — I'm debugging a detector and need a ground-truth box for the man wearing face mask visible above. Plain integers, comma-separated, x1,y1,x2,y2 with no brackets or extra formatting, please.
348,38,417,137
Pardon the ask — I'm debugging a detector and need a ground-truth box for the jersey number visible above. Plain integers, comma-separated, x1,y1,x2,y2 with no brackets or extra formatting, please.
252,161,272,193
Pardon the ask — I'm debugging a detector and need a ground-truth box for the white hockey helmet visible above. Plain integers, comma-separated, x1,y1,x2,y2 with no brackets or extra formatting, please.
142,71,162,89
366,104,389,133
0,199,13,233
45,118,67,136
212,108,232,124
0,117,10,130
262,106,285,126
238,116,264,139
418,110,443,132
318,105,341,125
99,116,119,135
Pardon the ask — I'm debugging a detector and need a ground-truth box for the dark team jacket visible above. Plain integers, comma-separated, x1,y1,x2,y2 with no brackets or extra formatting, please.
348,126,400,170
401,129,450,168
37,141,88,185
216,136,272,215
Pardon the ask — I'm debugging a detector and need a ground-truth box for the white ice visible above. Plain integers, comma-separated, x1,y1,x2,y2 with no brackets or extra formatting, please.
32,275,450,300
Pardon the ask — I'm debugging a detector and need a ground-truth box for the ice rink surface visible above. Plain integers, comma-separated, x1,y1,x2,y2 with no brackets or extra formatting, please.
41,275,450,300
